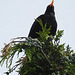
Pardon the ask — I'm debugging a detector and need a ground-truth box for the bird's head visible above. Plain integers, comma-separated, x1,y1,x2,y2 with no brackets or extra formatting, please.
45,0,55,14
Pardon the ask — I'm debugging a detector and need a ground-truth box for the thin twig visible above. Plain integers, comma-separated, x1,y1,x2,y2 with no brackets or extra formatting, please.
41,49,52,66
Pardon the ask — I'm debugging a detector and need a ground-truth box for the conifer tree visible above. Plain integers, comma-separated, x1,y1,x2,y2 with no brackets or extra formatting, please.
0,19,75,75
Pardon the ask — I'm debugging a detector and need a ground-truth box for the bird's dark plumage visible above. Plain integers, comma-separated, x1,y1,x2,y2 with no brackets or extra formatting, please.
28,0,57,38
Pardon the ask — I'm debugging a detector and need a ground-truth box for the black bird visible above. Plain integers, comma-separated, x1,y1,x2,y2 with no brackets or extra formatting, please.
28,0,57,38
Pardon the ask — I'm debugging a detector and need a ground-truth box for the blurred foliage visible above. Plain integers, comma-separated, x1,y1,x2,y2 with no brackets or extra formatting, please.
0,19,75,75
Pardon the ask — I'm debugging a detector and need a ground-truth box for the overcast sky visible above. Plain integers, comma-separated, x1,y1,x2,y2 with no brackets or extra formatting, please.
0,0,75,75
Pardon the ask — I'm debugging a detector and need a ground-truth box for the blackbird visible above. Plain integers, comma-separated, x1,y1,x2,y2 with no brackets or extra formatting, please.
28,0,57,38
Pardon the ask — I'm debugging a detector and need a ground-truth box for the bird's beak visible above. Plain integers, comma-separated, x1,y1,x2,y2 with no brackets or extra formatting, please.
50,0,54,7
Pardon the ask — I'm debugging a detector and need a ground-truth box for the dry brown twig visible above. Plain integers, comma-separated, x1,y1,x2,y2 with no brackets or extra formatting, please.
1,37,26,56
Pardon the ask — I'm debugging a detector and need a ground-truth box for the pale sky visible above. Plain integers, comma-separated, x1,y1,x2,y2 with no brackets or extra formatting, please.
0,0,75,75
